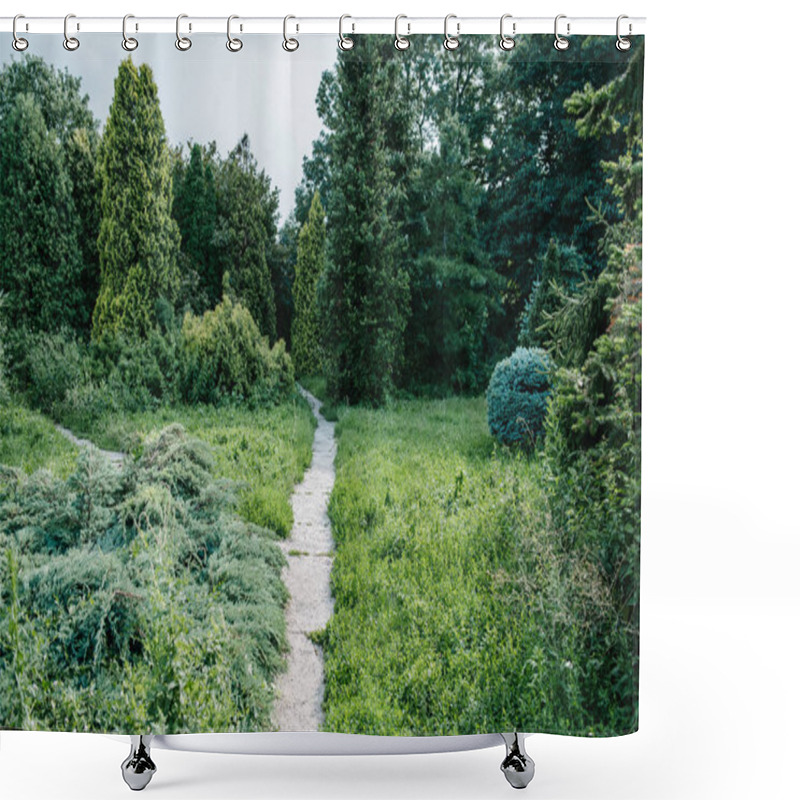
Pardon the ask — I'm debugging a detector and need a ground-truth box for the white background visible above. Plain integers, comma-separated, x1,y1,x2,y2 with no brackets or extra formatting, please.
2,1,799,798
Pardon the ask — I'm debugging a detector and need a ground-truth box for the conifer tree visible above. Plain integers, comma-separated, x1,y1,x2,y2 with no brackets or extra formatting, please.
0,94,85,332
0,57,100,334
173,142,219,311
319,37,410,405
291,192,326,376
92,59,180,340
216,135,279,343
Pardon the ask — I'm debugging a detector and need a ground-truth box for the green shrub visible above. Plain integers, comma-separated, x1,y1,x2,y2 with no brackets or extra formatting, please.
181,296,294,405
0,423,288,733
486,347,553,446
18,329,87,415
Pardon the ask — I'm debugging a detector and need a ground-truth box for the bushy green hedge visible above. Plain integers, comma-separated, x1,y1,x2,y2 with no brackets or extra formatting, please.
181,296,294,405
8,297,295,427
486,347,553,446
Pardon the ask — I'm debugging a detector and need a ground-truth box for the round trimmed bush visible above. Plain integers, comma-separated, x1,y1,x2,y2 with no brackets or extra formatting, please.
487,347,553,446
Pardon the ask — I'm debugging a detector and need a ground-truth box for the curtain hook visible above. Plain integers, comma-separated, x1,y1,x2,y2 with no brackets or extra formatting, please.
616,14,632,51
176,13,192,51
554,14,570,51
63,13,80,51
499,14,515,51
443,14,460,50
122,14,138,51
12,14,29,51
226,14,242,52
339,14,354,51
394,14,410,51
283,15,299,52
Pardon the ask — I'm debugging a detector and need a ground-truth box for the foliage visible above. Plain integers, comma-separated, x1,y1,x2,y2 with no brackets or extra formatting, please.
172,142,220,312
319,397,632,735
0,425,289,733
60,400,315,540
181,296,294,406
519,240,588,349
0,94,86,332
481,36,634,342
486,347,553,447
215,135,279,343
318,36,411,405
92,59,180,340
291,192,327,376
536,47,644,732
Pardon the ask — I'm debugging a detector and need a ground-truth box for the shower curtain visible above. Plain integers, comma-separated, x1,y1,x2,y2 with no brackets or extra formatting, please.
0,27,643,739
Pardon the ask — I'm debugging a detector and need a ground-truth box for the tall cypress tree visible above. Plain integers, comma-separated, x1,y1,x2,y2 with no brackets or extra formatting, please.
0,94,84,332
320,37,410,405
216,135,279,343
291,192,326,376
92,58,180,340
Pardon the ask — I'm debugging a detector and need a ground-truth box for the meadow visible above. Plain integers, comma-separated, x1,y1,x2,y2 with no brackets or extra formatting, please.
319,395,628,736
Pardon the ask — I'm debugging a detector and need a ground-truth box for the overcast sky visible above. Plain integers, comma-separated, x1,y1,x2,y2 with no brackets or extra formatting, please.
2,33,337,222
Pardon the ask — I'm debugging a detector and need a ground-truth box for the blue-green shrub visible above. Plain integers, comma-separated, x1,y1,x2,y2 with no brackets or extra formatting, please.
487,347,553,446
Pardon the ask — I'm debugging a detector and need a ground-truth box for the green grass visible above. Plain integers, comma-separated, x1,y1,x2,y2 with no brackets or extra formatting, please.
0,402,78,477
320,395,570,735
64,394,316,538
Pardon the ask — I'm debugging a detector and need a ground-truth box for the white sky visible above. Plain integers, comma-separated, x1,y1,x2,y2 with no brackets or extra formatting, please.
2,33,338,222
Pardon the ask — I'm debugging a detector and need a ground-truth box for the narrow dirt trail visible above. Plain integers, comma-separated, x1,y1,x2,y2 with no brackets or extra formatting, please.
55,425,125,467
272,388,337,731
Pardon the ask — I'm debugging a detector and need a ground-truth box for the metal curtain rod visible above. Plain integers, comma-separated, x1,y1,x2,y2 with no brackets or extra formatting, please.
0,16,645,37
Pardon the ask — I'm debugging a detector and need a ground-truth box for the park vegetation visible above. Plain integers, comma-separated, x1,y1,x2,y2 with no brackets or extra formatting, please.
1,34,642,735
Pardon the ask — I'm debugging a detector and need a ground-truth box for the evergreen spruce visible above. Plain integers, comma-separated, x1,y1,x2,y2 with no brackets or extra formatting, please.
0,94,85,332
92,59,180,340
291,192,326,376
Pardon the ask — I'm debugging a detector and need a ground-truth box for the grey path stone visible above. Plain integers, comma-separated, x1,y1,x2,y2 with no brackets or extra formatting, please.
55,424,125,467
272,387,337,731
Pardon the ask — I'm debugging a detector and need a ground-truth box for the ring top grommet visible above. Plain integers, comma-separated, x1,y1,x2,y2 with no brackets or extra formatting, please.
122,14,138,51
554,14,570,51
499,14,515,51
444,14,460,50
616,14,632,51
283,15,299,51
63,13,80,51
339,14,354,51
12,14,29,51
176,14,192,51
394,14,410,51
226,14,243,52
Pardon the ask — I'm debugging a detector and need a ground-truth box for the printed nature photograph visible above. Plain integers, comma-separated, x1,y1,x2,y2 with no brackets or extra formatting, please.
0,32,643,737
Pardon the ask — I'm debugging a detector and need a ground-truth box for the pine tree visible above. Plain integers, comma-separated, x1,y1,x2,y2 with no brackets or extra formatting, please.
92,59,180,340
0,94,85,332
216,135,279,343
320,37,410,405
291,192,326,376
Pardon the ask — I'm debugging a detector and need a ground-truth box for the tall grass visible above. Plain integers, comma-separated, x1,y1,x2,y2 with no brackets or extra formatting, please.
0,402,77,477
321,396,628,736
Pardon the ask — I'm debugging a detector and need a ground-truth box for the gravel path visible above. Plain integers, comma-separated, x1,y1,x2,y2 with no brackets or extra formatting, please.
272,387,337,731
55,425,125,467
